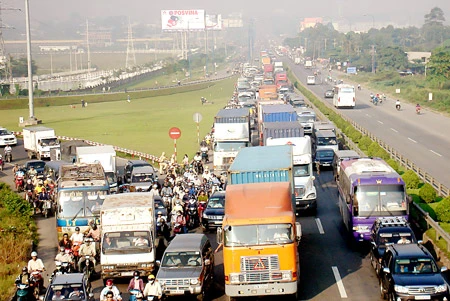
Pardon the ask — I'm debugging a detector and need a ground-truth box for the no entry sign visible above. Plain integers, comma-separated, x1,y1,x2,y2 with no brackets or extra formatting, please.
168,127,181,139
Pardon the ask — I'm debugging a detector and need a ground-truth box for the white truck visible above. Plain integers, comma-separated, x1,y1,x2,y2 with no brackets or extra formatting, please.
100,192,156,281
213,108,250,173
265,136,317,214
304,60,313,69
76,145,118,193
23,126,60,160
274,61,284,73
294,57,301,65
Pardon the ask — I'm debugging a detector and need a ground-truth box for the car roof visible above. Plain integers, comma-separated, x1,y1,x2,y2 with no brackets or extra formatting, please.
209,191,226,199
164,234,208,252
389,244,431,258
128,160,151,165
51,273,85,285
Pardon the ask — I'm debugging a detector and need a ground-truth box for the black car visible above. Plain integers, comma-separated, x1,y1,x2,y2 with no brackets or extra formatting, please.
379,244,449,301
24,159,46,176
314,149,335,169
369,217,419,275
43,273,94,300
202,191,225,231
123,160,156,184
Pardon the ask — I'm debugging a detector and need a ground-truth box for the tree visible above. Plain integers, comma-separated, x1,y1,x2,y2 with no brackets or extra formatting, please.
376,46,409,71
426,46,450,87
10,57,38,77
424,7,446,26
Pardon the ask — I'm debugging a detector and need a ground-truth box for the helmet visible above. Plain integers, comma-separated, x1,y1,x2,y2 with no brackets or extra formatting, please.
60,246,65,252
106,279,113,286
27,179,32,184
149,274,155,280
31,251,37,257
153,184,158,189
133,271,140,277
75,227,80,231
84,237,92,244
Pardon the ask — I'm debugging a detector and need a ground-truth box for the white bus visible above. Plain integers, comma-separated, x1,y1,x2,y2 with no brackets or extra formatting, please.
333,84,356,109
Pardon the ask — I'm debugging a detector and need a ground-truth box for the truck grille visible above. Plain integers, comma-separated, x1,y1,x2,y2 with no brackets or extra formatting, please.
241,256,279,271
241,271,284,283
165,279,190,286
408,286,438,294
295,187,305,198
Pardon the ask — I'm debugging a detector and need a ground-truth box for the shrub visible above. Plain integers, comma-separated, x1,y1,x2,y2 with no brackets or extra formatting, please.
402,170,421,189
419,183,437,204
358,136,372,151
386,159,399,172
435,197,450,222
349,129,362,143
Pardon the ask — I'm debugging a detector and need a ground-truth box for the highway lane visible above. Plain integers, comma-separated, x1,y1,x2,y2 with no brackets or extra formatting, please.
286,60,450,189
1,144,390,300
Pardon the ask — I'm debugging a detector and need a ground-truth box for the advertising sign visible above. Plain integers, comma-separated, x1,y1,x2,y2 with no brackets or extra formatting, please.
346,67,357,74
206,14,222,30
161,9,205,31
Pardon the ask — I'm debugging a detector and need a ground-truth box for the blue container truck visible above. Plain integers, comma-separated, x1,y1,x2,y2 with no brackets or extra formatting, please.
261,104,298,123
227,145,296,209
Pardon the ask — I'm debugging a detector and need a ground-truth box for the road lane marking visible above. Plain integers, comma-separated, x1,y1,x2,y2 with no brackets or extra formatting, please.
377,120,384,124
332,266,348,298
430,150,442,157
390,128,398,133
408,138,417,143
315,218,325,234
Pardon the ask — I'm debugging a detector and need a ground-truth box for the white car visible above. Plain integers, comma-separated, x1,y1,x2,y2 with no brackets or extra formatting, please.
0,127,17,146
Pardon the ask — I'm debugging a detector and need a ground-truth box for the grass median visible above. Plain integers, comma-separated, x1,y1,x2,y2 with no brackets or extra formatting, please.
0,76,236,160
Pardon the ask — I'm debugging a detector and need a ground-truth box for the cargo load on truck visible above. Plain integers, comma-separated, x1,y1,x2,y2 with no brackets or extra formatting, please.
262,122,304,146
261,104,298,123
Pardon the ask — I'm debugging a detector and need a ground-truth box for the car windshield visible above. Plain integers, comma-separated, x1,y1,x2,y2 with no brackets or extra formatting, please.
297,115,315,123
162,251,202,267
377,232,413,245
0,129,12,135
207,197,224,209
394,258,438,274
45,284,84,301
28,161,46,170
316,137,337,146
224,224,293,247
131,173,153,183
102,231,151,255
317,150,334,158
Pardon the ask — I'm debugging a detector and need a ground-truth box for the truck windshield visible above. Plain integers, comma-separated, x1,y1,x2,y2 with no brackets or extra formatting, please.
40,138,59,146
214,142,247,152
354,185,406,217
316,137,337,146
102,231,152,255
297,115,315,123
162,251,201,267
294,164,310,177
224,224,293,247
131,174,153,183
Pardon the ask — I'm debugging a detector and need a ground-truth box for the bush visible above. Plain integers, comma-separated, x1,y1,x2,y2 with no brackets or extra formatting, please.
435,197,450,222
386,159,399,172
402,170,421,189
419,183,437,204
358,136,372,151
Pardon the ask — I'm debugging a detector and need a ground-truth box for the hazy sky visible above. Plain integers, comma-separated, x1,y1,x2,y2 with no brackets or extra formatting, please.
2,0,450,35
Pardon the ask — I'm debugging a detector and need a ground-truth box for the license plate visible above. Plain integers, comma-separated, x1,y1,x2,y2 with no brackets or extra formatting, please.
415,296,430,300
170,290,184,295
322,163,331,166
214,221,222,224
121,272,134,276
253,284,268,289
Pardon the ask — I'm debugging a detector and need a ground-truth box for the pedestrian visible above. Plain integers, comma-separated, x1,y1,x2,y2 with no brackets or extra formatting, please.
159,152,168,175
81,99,85,107
127,95,131,103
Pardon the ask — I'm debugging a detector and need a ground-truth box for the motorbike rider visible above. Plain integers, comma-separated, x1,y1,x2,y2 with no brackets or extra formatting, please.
24,179,35,202
85,222,101,257
416,103,421,113
395,99,401,110
27,166,37,179
161,182,173,197
156,212,170,248
173,182,184,197
200,145,209,162
59,233,73,250
100,279,123,301
143,274,163,300
4,144,12,159
149,184,160,196
127,271,145,300
12,163,20,175
78,237,96,272
174,210,187,234
202,169,212,181
37,187,50,213
55,246,73,265
27,251,45,291
70,227,84,246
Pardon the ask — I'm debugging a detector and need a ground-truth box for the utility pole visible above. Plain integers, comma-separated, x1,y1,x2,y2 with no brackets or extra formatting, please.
248,18,255,63
125,17,136,69
86,19,91,74
371,44,376,73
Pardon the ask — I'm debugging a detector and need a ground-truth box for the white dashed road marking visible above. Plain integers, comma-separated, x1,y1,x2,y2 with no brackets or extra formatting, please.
430,150,442,157
408,138,417,143
377,120,384,124
315,218,324,234
390,128,398,133
332,266,348,298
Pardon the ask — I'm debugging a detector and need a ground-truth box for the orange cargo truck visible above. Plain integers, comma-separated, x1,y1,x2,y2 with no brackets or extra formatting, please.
217,182,301,300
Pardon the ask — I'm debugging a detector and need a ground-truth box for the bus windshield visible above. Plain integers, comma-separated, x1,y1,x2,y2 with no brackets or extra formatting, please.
224,224,293,247
58,189,108,218
354,185,406,217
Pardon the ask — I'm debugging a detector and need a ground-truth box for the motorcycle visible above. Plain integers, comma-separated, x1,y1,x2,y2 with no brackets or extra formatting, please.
81,255,95,280
129,289,143,301
396,104,401,111
29,271,43,300
15,283,30,301
0,157,3,171
71,243,81,269
42,199,53,218
186,200,198,229
373,97,379,106
15,175,25,193
416,107,421,115
4,151,12,163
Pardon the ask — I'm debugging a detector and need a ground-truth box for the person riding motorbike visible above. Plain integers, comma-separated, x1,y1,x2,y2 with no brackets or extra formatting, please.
85,223,101,258
15,266,32,298
27,251,45,293
161,182,173,197
37,187,50,214
173,210,187,234
143,274,163,300
200,145,209,163
357,84,361,90
78,238,96,272
59,233,73,250
127,271,145,301
27,166,37,179
4,145,12,162
100,279,123,301
156,212,170,248
416,103,421,114
24,179,35,202
55,246,73,265
395,100,401,110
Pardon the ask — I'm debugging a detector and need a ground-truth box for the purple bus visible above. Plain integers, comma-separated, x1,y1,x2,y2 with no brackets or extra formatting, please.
337,158,408,241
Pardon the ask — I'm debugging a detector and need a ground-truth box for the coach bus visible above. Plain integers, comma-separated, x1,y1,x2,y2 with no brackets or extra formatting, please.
337,158,408,242
56,162,109,239
333,84,356,109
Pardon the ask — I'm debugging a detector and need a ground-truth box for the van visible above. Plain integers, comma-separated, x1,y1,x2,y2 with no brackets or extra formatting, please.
202,191,225,231
123,160,156,184
156,234,214,300
129,165,156,191
332,150,360,181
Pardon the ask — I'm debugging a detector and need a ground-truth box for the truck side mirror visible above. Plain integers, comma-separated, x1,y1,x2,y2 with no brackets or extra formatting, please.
295,222,302,241
216,227,223,244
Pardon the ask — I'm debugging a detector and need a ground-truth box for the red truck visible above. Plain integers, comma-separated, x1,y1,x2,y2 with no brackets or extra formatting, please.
275,71,288,89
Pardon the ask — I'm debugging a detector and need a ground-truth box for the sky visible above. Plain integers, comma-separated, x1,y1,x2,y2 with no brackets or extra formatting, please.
1,0,450,37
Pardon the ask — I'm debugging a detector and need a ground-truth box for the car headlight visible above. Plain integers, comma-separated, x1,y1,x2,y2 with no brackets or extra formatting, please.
203,213,208,218
190,279,199,285
353,225,369,232
282,271,292,281
394,284,408,294
436,284,447,293
306,193,316,199
229,274,240,284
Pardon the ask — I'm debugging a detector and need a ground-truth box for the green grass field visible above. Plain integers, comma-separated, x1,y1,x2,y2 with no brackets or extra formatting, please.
0,77,235,160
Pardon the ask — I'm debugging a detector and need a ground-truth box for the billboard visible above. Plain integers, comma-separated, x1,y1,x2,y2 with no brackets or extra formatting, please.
161,9,205,31
346,67,357,74
206,14,222,30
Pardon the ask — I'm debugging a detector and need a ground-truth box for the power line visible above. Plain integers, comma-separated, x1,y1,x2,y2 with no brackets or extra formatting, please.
125,17,136,69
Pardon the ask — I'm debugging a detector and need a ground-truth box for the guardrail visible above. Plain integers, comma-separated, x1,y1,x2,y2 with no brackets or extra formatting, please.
290,70,450,252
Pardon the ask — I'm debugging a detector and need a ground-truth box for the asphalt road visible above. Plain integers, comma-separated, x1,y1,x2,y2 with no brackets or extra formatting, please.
286,59,450,190
2,143,391,301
